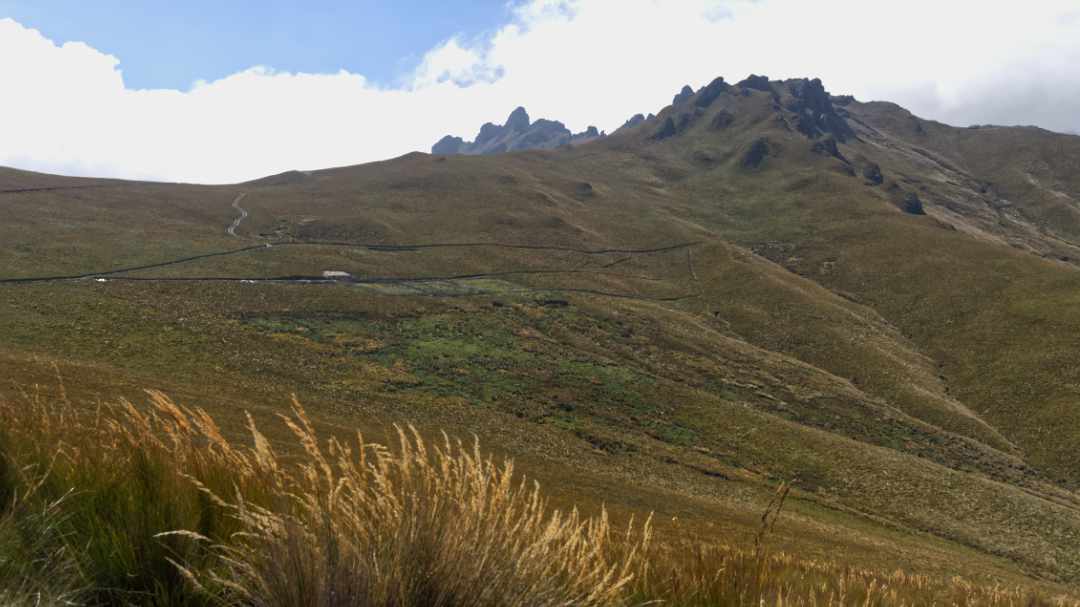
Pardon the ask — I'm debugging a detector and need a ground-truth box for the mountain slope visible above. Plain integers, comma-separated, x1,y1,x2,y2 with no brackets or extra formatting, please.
3,74,1080,589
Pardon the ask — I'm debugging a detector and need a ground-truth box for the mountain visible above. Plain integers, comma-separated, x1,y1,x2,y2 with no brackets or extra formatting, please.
4,73,1080,596
431,106,604,155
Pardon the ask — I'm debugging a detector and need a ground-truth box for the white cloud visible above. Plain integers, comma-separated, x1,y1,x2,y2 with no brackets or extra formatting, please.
1,1,1079,183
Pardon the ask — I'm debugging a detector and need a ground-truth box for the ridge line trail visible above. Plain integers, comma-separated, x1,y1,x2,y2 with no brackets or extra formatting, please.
227,193,249,237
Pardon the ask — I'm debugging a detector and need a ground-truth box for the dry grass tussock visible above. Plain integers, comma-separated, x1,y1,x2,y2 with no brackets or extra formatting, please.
0,383,1077,606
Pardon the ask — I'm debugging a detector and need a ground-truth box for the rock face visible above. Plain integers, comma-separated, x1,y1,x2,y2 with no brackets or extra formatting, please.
432,135,465,155
672,85,695,105
571,125,604,144
505,106,530,131
431,75,852,157
652,117,678,141
620,113,647,130
431,107,605,156
785,78,856,142
738,74,773,92
741,138,773,169
901,192,926,215
863,163,884,185
695,77,730,108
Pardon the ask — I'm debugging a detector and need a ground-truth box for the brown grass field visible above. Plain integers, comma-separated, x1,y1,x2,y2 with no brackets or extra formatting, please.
2,386,1077,606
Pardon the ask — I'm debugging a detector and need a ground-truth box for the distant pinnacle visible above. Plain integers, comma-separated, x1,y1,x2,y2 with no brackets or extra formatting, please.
673,85,695,105
506,106,531,131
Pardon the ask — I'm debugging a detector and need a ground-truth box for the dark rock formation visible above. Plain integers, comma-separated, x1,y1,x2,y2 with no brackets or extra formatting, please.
786,78,855,142
505,106,530,131
741,138,772,169
710,110,735,130
571,126,604,144
652,117,678,140
475,122,503,145
620,114,646,130
902,192,926,215
432,135,464,155
432,107,605,155
738,74,773,92
509,118,571,151
672,85,695,105
863,163,884,185
695,77,730,108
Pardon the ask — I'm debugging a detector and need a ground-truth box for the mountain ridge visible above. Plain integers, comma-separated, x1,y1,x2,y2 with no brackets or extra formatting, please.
432,106,605,155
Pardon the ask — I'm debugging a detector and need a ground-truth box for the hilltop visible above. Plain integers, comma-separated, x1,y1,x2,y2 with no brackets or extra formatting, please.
2,73,1080,599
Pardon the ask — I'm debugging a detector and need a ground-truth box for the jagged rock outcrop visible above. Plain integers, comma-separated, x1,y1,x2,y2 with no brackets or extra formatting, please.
786,78,856,142
431,107,605,155
431,75,848,158
738,74,773,92
432,135,465,155
741,138,773,168
571,125,604,144
620,113,647,130
505,106,530,131
901,192,926,215
672,85,695,105
695,77,730,108
652,117,678,140
863,163,884,185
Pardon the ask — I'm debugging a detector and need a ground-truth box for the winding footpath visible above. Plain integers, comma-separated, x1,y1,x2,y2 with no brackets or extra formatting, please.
0,190,701,301
226,193,249,237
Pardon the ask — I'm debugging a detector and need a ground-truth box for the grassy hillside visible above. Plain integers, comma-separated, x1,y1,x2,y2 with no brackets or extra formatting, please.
3,75,1080,598
1,388,1076,606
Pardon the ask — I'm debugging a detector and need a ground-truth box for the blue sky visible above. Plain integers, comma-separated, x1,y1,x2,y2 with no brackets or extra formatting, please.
0,0,510,89
1,0,1078,183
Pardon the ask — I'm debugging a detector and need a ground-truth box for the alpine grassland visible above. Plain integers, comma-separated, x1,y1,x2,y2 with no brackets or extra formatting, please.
0,386,1075,606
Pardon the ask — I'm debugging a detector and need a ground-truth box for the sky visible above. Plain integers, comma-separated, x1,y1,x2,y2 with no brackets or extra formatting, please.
1,0,1079,184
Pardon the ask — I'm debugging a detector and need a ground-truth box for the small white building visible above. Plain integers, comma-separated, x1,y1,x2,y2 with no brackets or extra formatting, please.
322,270,353,281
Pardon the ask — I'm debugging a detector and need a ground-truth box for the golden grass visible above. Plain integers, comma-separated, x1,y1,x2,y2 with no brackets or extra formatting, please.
172,398,649,607
0,386,1077,606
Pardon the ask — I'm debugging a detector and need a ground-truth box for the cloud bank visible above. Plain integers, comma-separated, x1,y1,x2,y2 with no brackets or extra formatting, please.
2,0,1079,183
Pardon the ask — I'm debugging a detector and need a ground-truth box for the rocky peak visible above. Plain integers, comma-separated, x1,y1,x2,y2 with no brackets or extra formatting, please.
694,77,729,108
618,114,647,132
475,123,503,145
431,107,605,156
738,74,773,92
431,135,465,155
786,78,855,141
672,85,695,105
506,106,531,131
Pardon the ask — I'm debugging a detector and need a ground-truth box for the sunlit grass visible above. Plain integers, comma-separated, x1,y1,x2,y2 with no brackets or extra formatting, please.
0,386,1076,606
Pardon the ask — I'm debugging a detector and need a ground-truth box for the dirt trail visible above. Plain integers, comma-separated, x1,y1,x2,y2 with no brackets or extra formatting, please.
0,238,701,300
0,185,110,195
227,193,249,237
